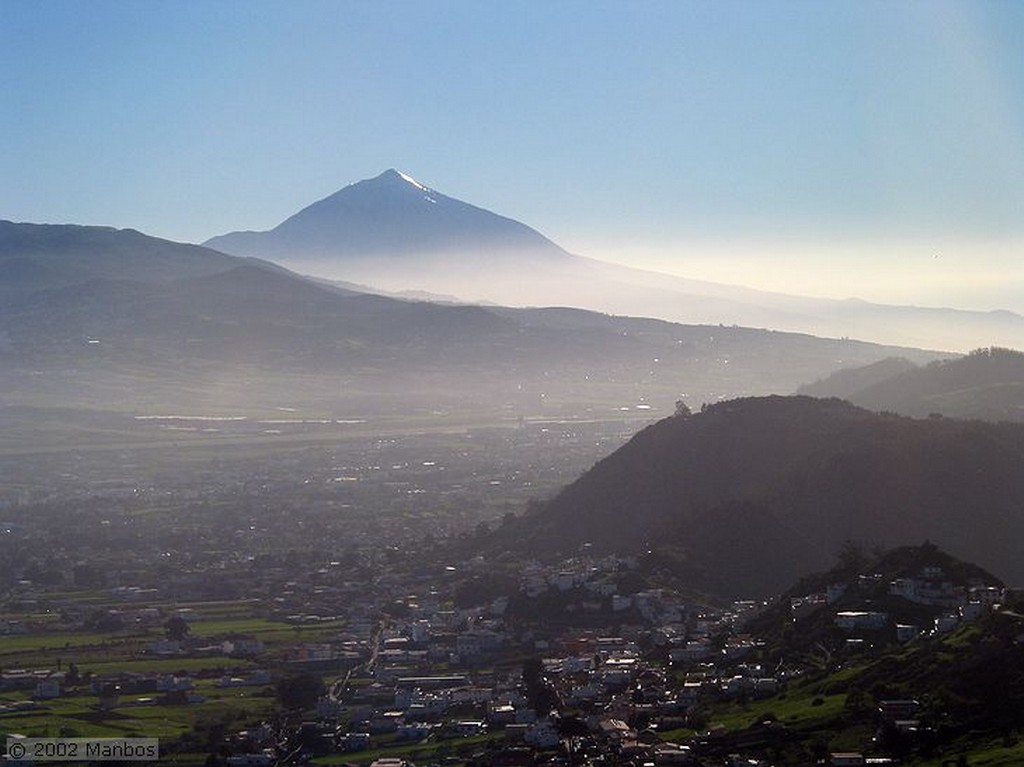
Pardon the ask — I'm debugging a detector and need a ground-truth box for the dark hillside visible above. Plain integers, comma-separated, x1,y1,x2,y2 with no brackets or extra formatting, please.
798,356,920,399
745,542,1005,653
799,346,1024,422
701,544,1024,762
509,396,1024,597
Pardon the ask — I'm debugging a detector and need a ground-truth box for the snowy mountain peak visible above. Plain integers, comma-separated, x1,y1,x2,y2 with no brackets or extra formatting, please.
369,169,437,204
370,168,432,193
204,168,568,262
394,169,430,192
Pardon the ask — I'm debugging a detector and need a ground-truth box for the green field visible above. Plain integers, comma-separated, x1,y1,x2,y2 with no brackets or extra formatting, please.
312,732,504,766
0,597,322,755
0,693,277,739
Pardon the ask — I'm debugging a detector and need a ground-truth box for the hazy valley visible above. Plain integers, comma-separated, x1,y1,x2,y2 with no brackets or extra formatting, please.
11,1,1024,762
3,172,1024,767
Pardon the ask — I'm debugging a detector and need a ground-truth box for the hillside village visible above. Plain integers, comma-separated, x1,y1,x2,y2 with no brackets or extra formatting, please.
3,539,1020,767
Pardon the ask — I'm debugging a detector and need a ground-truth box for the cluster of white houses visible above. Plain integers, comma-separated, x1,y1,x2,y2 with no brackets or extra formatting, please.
787,565,1006,640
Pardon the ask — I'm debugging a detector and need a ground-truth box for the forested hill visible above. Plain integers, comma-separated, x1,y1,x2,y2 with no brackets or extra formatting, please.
509,396,1024,597
798,346,1024,422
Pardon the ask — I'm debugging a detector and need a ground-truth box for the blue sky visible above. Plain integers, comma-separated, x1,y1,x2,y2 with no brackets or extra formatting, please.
3,0,1024,310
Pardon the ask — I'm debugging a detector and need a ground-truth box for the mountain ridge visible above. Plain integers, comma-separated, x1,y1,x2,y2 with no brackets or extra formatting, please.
1,220,949,445
799,346,1024,421
0,219,250,293
202,170,1024,351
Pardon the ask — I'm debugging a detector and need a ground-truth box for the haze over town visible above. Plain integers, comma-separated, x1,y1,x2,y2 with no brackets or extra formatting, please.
8,4,1024,766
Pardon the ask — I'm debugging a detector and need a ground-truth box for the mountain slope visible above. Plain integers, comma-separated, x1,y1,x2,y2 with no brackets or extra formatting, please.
204,171,1024,352
510,396,1024,596
3,222,950,416
727,544,1024,763
204,169,570,263
0,220,251,296
799,346,1024,421
795,356,920,400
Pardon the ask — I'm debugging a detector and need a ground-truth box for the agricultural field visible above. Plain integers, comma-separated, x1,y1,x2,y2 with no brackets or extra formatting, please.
0,594,349,761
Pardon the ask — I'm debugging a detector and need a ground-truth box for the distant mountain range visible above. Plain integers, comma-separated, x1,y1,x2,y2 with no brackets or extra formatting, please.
799,346,1024,422
0,220,939,420
504,395,1024,597
205,169,1024,352
0,221,246,294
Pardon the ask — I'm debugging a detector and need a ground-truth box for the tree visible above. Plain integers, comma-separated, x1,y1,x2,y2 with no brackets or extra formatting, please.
275,673,326,711
522,657,543,691
836,539,869,572
85,608,124,632
531,685,560,717
165,615,191,641
521,657,558,716
674,400,692,418
558,716,590,737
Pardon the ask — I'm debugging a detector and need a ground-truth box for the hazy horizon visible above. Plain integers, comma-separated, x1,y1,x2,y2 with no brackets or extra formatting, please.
576,234,1024,314
4,1,1024,315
